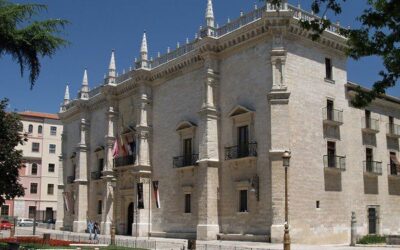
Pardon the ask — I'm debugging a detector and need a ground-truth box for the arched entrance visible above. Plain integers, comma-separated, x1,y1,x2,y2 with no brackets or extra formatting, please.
127,202,134,235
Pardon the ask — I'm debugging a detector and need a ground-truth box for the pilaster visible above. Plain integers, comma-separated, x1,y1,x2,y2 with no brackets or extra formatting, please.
55,154,65,230
132,176,152,237
196,53,220,240
104,105,117,176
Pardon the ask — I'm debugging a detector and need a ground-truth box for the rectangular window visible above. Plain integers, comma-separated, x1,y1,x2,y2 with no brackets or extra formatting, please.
30,183,38,194
238,125,249,157
389,116,394,134
366,148,373,172
32,142,40,152
183,138,192,165
31,163,38,175
50,126,57,136
48,164,55,173
97,200,102,214
365,110,371,128
47,184,54,195
327,141,336,168
49,144,56,154
28,206,36,218
1,205,9,216
98,158,104,172
184,194,191,213
325,58,332,80
390,152,398,175
239,190,248,212
327,100,334,120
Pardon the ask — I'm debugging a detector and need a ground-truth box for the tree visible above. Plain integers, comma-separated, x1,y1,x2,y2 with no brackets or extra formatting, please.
269,0,400,107
0,0,69,89
0,99,26,205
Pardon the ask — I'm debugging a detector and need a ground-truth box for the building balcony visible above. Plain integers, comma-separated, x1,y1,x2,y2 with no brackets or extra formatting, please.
225,142,257,160
323,155,346,171
66,176,75,184
362,117,380,134
91,171,102,180
322,108,343,126
387,123,400,138
363,161,382,176
173,154,199,168
114,155,136,168
388,164,400,177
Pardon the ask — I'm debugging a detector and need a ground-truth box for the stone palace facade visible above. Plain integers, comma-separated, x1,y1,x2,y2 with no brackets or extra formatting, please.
56,0,400,244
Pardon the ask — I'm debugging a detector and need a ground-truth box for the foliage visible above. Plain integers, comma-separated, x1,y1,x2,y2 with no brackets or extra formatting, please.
357,234,386,244
0,0,69,88
267,0,400,107
0,99,25,205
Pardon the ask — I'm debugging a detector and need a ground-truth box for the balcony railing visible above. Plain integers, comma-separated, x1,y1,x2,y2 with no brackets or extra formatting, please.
225,142,257,160
362,117,380,133
387,123,400,138
91,171,102,180
323,155,346,171
322,108,343,125
173,154,199,168
66,176,75,184
363,161,382,175
115,155,136,168
388,164,400,176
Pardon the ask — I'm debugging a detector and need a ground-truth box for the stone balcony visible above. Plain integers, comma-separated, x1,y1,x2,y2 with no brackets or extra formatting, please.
363,161,382,176
173,154,199,169
323,155,346,171
322,107,343,126
114,155,136,168
362,117,380,134
387,123,400,138
225,142,257,161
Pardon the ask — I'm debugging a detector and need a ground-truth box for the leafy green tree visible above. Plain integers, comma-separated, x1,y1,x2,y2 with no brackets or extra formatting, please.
0,99,26,205
0,0,68,89
269,0,399,107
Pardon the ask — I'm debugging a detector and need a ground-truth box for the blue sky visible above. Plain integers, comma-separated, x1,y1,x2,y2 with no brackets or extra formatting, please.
1,0,399,113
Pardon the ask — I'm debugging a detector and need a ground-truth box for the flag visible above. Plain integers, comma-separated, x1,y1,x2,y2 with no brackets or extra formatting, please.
62,192,69,212
112,139,119,158
137,183,144,209
153,181,160,208
120,134,127,156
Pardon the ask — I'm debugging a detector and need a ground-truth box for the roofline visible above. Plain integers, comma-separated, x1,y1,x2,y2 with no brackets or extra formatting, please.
346,81,400,105
18,111,60,120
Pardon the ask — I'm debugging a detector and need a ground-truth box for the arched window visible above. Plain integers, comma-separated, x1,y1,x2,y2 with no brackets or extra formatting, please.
28,124,33,133
38,125,43,134
31,163,38,175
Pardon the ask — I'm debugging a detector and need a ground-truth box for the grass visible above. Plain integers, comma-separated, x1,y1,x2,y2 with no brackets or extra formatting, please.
357,234,386,244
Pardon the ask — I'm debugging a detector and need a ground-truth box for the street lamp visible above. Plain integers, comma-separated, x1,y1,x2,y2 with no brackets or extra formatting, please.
110,177,117,245
282,150,291,250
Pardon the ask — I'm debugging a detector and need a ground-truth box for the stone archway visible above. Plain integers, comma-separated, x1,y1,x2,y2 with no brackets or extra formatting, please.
127,202,134,235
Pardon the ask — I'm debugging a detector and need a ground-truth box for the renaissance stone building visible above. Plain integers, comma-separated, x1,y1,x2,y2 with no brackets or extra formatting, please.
57,0,400,244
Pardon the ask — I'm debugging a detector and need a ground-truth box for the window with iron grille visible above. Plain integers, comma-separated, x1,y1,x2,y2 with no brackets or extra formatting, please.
47,184,54,195
239,190,248,212
32,142,40,152
48,163,55,173
50,126,57,136
49,144,56,154
31,163,38,175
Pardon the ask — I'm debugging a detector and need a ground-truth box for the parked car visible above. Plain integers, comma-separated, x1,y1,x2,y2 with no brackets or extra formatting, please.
17,218,34,227
0,220,13,230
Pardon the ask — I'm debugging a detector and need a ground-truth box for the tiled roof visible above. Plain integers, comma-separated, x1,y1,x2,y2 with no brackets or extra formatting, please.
18,111,59,120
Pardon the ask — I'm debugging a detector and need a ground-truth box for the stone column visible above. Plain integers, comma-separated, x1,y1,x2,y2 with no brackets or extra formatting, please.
55,154,65,230
101,105,117,235
132,176,151,237
73,118,89,232
196,54,220,240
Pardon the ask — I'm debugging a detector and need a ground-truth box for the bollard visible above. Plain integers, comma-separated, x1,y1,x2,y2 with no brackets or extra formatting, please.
350,211,357,246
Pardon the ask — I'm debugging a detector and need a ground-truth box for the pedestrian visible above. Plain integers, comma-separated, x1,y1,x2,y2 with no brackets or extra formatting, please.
94,221,100,242
87,220,94,241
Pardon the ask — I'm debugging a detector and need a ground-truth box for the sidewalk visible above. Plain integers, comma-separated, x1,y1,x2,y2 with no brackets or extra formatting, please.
12,227,400,250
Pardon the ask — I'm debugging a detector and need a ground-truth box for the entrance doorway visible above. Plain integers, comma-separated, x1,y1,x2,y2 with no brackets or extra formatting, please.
127,202,134,235
45,207,53,222
368,207,378,234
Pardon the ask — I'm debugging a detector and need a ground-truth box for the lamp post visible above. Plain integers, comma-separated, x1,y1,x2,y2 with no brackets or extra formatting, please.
282,150,291,250
110,177,117,245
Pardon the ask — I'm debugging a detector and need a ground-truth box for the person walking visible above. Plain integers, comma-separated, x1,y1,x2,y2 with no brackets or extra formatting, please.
93,221,100,242
87,220,94,241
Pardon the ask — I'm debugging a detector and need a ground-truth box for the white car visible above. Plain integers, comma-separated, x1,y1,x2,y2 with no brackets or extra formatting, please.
17,218,34,227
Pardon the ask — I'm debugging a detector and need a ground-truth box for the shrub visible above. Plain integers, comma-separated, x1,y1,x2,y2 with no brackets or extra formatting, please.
0,236,81,246
357,235,386,244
